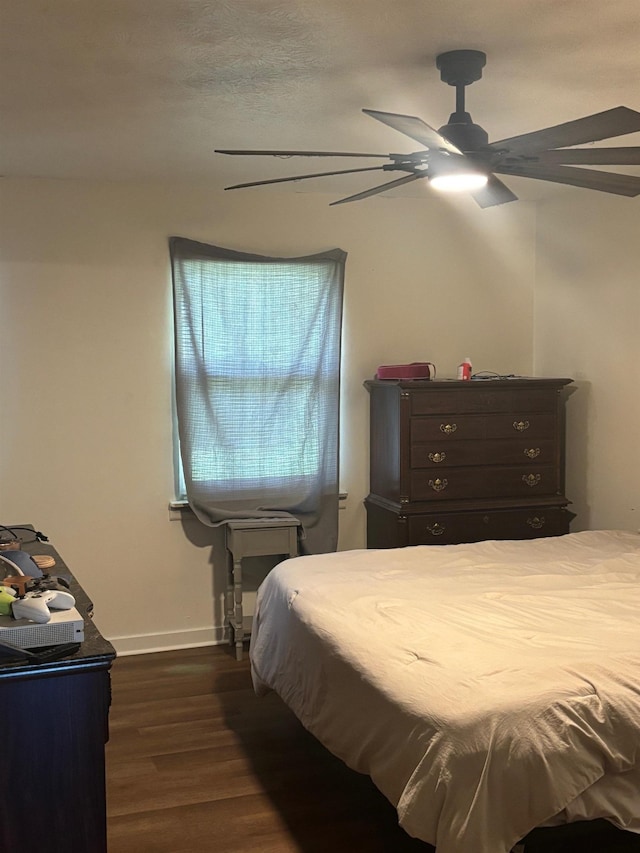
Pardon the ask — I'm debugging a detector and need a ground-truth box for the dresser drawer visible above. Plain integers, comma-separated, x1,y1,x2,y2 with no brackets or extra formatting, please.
410,388,559,415
410,465,559,501
411,412,557,443
407,506,573,545
411,439,557,469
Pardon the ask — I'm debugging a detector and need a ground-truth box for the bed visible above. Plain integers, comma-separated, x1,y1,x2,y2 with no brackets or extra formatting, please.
249,530,640,853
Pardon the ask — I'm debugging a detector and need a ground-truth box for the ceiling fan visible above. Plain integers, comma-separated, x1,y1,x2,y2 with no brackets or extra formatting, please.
215,49,640,208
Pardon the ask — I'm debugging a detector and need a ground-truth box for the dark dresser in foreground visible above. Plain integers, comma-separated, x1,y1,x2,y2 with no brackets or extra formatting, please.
365,377,575,548
0,526,116,853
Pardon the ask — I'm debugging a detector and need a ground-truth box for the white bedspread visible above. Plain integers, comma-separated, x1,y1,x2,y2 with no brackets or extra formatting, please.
249,530,640,853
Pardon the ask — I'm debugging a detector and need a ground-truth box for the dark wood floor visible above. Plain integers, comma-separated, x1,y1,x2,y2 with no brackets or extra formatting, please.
106,645,640,853
106,644,432,853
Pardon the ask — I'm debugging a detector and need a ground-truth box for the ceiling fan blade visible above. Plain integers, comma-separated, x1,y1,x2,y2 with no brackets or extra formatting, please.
489,107,640,156
215,149,390,158
224,165,389,191
494,163,640,197
536,146,640,166
329,172,426,206
363,109,462,155
471,174,519,208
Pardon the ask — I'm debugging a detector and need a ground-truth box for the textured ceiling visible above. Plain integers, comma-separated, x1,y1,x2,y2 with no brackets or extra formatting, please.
2,0,639,201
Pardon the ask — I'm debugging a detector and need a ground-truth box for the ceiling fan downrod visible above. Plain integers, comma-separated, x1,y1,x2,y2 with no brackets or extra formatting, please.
436,50,489,152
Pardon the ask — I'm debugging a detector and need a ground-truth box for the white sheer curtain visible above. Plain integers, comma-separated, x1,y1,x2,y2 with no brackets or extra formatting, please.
170,237,346,554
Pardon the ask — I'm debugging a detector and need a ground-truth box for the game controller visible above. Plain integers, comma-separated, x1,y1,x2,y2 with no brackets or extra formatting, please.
11,589,76,624
36,574,70,591
0,586,17,617
2,573,70,597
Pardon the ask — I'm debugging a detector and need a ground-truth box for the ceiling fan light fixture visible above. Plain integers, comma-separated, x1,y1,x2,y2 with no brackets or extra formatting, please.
430,171,488,192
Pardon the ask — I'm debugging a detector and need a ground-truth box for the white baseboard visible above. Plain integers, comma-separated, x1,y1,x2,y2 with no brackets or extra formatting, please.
109,625,229,656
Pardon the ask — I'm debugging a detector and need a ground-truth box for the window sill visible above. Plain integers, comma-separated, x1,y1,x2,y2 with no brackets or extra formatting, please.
168,493,348,521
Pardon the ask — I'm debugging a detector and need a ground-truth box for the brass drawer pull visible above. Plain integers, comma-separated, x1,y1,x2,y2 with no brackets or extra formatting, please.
522,473,541,487
513,420,530,432
426,522,445,536
428,478,448,492
524,447,541,459
428,451,446,463
440,423,457,435
527,516,545,529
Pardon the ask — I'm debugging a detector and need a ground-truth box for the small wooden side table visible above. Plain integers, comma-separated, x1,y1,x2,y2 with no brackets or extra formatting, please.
225,518,300,661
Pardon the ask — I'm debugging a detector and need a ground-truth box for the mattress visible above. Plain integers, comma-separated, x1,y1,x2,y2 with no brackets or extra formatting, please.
249,530,640,853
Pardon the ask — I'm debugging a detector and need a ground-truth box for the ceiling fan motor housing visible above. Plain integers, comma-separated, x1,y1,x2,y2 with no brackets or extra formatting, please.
438,117,489,152
438,113,489,154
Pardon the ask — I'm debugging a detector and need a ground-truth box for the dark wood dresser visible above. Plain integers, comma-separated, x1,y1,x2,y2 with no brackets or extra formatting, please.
0,526,116,853
364,377,575,548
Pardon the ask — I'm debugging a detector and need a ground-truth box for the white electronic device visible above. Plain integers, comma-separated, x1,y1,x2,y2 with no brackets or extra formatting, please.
0,607,85,649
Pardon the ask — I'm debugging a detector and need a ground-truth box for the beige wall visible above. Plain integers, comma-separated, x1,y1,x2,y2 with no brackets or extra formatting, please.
0,178,535,653
534,192,640,533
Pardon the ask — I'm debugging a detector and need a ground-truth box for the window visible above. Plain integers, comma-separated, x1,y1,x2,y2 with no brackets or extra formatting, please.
170,237,346,554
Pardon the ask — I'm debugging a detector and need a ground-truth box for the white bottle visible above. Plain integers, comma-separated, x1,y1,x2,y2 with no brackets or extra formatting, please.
457,357,472,381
